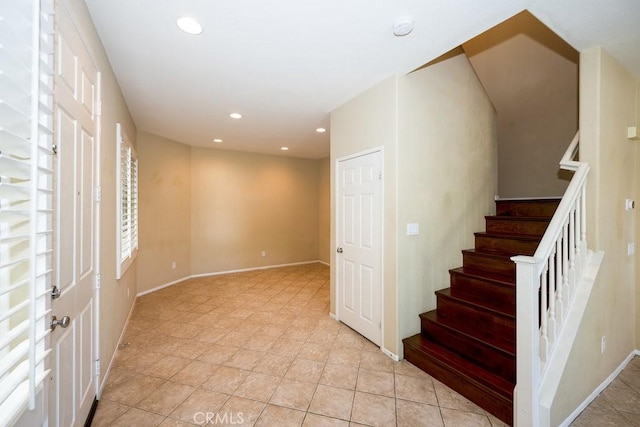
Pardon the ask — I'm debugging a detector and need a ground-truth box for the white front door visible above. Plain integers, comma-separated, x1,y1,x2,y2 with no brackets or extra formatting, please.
336,150,383,345
50,2,99,425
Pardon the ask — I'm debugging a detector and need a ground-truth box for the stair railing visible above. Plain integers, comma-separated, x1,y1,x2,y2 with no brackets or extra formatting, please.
512,131,589,426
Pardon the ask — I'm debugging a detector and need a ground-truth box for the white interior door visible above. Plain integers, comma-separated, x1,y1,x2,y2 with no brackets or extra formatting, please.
50,2,99,425
336,150,383,345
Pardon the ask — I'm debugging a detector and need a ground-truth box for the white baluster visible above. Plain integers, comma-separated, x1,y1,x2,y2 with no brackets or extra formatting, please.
540,263,549,363
547,251,557,343
555,239,564,322
568,207,576,295
562,225,570,302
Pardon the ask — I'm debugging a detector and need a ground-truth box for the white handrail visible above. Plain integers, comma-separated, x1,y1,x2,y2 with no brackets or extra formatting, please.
512,130,590,426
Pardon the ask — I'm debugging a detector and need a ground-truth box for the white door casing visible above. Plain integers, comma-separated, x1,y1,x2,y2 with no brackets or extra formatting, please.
336,150,383,346
50,2,99,425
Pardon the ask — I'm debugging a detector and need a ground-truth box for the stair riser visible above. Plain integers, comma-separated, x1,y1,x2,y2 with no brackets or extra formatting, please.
404,343,513,425
422,318,515,382
495,200,559,217
449,273,515,309
436,296,515,345
485,218,549,237
462,252,515,277
475,235,538,255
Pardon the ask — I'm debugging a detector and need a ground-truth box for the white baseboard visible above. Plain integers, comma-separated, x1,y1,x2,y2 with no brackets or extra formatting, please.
382,347,400,361
318,260,330,267
137,260,328,297
559,349,639,427
99,298,137,396
329,312,337,320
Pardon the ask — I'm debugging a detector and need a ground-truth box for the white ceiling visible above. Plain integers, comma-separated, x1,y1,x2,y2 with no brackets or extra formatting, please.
85,0,640,159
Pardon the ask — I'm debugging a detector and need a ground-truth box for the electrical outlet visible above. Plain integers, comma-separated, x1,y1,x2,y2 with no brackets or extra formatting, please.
172,261,176,269
601,336,606,354
628,243,635,256
261,251,266,257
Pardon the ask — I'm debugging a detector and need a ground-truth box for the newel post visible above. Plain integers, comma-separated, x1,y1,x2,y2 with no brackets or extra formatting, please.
512,255,541,427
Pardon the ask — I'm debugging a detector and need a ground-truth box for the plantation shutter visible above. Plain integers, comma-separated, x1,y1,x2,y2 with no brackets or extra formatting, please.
116,124,137,279
0,0,55,425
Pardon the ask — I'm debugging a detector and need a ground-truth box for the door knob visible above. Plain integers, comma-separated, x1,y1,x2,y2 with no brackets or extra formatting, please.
337,247,343,253
50,315,71,331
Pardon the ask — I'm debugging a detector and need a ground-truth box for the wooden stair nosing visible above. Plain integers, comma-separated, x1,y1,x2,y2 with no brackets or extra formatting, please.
420,309,515,353
449,267,514,287
403,334,514,424
462,249,516,276
436,288,515,319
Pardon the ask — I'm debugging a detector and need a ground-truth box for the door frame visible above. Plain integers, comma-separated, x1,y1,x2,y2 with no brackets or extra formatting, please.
334,147,385,349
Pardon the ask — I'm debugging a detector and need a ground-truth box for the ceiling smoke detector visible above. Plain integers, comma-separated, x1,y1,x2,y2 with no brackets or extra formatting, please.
393,18,414,37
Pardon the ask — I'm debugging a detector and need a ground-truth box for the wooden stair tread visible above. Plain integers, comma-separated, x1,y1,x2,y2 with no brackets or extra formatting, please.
436,288,514,319
486,215,553,222
421,310,515,356
450,266,514,286
403,333,514,399
474,231,542,242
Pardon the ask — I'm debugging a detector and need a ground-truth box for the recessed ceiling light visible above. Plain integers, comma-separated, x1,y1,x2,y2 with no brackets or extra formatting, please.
229,113,242,119
316,128,326,133
213,138,223,143
393,18,414,37
176,17,203,35
281,147,289,151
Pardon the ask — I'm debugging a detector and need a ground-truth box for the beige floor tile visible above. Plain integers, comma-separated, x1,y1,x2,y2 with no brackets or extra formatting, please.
171,360,220,387
101,373,165,406
620,410,640,425
270,378,318,411
619,367,640,393
255,404,305,427
282,327,314,342
223,348,265,370
169,388,231,424
433,380,486,414
158,417,198,426
327,347,362,368
136,380,196,416
214,396,266,426
308,384,354,421
202,366,249,394
270,337,305,356
601,386,640,414
395,373,438,405
233,371,281,402
194,327,228,344
441,408,491,427
571,405,634,426
91,400,130,426
197,344,238,365
302,413,350,426
102,367,137,389
119,350,167,372
241,334,278,352
356,369,395,398
170,339,210,359
319,363,359,390
110,407,165,427
286,358,326,383
394,360,432,379
396,399,443,427
259,323,288,338
298,342,332,362
218,330,254,347
350,392,396,427
143,354,193,379
359,351,394,373
254,352,295,377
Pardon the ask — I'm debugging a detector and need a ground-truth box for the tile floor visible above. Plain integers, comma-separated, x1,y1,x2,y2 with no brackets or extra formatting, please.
571,356,640,426
92,263,509,426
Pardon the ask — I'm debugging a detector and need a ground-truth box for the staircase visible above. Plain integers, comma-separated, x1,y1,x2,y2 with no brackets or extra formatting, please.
403,198,560,425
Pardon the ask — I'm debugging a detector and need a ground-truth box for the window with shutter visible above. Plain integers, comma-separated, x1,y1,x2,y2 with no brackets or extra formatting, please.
116,124,138,279
0,0,55,425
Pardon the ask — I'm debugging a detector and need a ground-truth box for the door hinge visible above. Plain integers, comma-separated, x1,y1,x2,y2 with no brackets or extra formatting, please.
95,100,102,116
95,359,100,376
94,274,101,289
52,143,58,155
379,171,383,181
95,186,101,203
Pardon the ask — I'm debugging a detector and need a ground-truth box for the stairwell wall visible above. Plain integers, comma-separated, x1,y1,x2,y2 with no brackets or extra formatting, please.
396,53,498,356
548,46,639,425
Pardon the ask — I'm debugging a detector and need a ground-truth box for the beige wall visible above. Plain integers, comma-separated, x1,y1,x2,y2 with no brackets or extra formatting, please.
64,0,138,390
137,131,191,294
330,55,497,356
190,148,320,274
397,54,498,351
549,47,638,424
464,11,578,198
318,157,331,264
331,75,399,353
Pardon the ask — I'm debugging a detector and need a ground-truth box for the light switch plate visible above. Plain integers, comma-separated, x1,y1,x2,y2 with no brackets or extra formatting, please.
407,223,419,236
